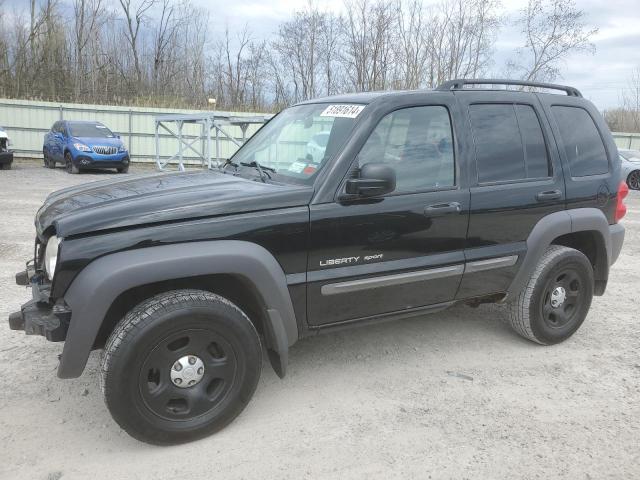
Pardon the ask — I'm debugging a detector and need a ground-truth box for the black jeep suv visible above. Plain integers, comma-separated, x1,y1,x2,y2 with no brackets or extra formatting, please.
8,79,627,444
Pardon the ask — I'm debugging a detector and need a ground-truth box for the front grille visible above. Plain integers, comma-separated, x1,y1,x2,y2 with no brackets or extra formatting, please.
92,145,118,155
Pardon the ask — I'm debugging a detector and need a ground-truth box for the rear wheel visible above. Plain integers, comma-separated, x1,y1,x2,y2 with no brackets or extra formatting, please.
65,152,79,174
101,289,262,445
508,245,593,345
627,170,640,190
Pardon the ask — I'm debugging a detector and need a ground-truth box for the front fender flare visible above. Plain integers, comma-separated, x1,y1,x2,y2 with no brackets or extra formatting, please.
58,240,298,379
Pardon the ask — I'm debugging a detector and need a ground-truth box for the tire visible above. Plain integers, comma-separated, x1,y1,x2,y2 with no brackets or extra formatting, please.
44,149,55,168
627,170,640,190
117,165,129,174
508,245,594,345
100,289,262,445
65,152,79,174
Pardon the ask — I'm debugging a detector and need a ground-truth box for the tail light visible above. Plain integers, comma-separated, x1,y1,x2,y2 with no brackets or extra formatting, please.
614,180,629,223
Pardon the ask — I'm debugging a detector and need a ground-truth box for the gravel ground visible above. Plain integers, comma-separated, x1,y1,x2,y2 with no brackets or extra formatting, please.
1,159,639,480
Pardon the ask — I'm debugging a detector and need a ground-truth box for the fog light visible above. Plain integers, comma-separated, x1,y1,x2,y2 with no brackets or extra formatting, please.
81,158,90,165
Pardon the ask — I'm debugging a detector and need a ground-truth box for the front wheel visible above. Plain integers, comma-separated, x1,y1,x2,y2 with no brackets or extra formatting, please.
508,245,594,345
44,149,55,168
627,170,640,190
117,165,129,174
100,290,262,445
65,152,79,174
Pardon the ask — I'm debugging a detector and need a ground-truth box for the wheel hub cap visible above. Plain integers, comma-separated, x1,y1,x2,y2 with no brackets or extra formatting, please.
550,286,567,308
170,355,205,388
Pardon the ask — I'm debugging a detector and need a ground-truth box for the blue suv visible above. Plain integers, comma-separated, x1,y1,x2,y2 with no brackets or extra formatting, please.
43,120,130,174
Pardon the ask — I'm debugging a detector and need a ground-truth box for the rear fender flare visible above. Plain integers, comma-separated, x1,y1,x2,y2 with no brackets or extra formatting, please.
505,208,612,301
59,240,298,379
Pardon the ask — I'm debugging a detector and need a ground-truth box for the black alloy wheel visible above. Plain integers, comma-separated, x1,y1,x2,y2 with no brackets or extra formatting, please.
627,170,640,190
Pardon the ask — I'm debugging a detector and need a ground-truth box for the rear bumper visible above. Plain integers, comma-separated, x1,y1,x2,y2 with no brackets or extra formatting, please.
8,267,71,342
0,151,13,165
609,223,625,265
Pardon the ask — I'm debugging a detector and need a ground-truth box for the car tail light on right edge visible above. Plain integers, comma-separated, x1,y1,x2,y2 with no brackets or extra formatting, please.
614,181,629,223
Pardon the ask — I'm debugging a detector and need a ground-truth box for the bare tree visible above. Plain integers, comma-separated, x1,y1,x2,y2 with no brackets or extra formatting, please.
395,0,429,89
342,0,396,91
272,4,325,102
72,0,105,98
0,0,605,112
509,0,597,82
425,0,500,88
319,12,343,96
118,0,156,85
223,25,250,108
617,67,640,132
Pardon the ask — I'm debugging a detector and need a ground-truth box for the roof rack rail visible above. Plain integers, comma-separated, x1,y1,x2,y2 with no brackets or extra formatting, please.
436,78,582,97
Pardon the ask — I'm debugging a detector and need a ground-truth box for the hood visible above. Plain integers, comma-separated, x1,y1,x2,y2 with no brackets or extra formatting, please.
72,136,122,147
36,170,313,238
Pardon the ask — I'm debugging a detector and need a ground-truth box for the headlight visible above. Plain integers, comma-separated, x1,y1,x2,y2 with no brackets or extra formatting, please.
73,142,91,152
44,236,60,280
118,143,127,152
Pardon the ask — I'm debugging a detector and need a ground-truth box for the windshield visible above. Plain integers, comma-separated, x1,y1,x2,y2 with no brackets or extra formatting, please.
69,123,114,138
228,103,364,184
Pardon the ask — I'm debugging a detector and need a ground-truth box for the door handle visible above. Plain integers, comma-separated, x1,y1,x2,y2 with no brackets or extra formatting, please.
536,189,562,202
424,202,461,216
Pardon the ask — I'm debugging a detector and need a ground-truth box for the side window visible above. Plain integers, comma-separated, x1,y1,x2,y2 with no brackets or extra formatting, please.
356,106,454,193
551,106,608,177
516,105,551,178
469,103,551,183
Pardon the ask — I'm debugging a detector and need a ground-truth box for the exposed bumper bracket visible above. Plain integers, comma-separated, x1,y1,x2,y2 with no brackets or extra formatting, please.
8,299,71,342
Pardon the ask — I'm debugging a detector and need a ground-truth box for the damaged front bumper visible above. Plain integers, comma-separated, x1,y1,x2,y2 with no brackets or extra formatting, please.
8,263,71,342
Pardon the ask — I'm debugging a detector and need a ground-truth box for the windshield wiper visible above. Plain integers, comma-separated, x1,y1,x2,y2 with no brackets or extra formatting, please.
221,159,239,170
220,159,275,182
240,161,275,182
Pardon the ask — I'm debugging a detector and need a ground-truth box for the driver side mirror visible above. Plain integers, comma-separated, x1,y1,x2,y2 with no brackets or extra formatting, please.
345,163,396,198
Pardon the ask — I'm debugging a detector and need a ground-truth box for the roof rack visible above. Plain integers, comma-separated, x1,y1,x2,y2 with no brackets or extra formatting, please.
436,78,582,97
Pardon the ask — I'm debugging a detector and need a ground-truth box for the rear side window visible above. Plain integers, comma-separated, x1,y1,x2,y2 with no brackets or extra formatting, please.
469,104,550,183
551,106,608,177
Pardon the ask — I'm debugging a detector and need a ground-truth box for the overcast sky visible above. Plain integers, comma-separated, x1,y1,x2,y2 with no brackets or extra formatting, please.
190,0,639,109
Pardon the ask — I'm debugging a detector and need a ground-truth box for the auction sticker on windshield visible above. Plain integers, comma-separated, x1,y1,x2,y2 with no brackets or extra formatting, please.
320,104,365,118
288,161,306,173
